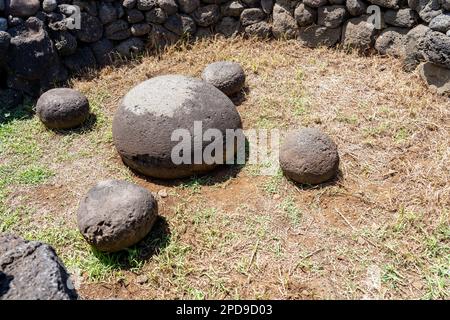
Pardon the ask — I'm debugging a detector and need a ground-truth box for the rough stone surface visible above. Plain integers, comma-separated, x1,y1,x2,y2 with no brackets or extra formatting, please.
51,30,77,56
36,88,90,129
127,8,145,23
280,128,339,185
75,13,103,43
202,61,246,96
346,0,367,16
145,8,168,24
298,25,342,47
178,0,200,14
368,0,399,9
193,5,220,27
318,5,348,28
105,20,131,40
261,0,274,14
137,0,157,10
112,75,242,179
149,24,179,49
294,3,317,27
6,0,40,17
429,13,450,33
77,180,158,252
375,27,408,57
272,3,298,39
342,15,377,52
241,8,265,26
131,22,151,36
419,61,450,95
115,37,145,57
164,13,196,36
0,234,78,300
90,38,115,66
221,1,245,17
409,0,442,23
421,30,450,68
216,16,240,37
99,2,118,25
303,0,328,8
158,0,178,15
403,24,431,71
384,8,418,27
42,0,58,13
244,20,272,37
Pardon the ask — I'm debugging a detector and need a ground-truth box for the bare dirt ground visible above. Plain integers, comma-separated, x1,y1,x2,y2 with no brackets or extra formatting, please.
1,37,449,299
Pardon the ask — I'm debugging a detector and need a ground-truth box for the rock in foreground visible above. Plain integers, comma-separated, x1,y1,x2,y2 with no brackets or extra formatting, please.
0,234,78,300
201,61,246,96
280,128,339,185
36,88,90,129
112,75,242,179
77,180,158,252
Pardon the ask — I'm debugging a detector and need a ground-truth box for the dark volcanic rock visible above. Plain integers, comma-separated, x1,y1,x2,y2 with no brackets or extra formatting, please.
421,30,450,68
36,88,90,129
280,128,339,185
6,0,40,17
112,75,242,179
419,62,450,96
115,37,145,57
298,25,342,47
341,15,377,52
77,180,158,252
201,61,246,96
90,38,115,66
75,13,103,43
105,20,131,41
193,5,220,27
244,21,272,38
63,46,97,73
0,234,78,300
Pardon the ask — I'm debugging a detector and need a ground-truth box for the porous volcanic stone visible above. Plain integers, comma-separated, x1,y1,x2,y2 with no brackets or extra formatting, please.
6,0,40,17
294,3,317,27
77,180,158,252
419,62,450,96
112,75,242,179
0,234,78,300
36,88,90,129
75,13,103,43
375,27,408,57
280,128,339,185
201,61,246,96
178,0,200,13
342,15,377,52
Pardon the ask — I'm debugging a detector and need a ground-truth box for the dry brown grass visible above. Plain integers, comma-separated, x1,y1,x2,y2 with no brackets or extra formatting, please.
1,37,449,299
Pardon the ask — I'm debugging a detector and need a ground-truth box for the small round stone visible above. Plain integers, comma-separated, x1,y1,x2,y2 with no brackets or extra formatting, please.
42,0,58,12
36,88,90,129
201,61,246,96
280,128,339,185
112,75,242,179
77,180,158,253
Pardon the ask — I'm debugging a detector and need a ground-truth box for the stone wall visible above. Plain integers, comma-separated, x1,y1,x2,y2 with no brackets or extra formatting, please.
1,0,449,99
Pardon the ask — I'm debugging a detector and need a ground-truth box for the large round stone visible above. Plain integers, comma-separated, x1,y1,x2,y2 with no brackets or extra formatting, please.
112,75,242,179
77,180,158,253
36,88,90,129
0,234,78,300
201,61,246,96
280,128,339,185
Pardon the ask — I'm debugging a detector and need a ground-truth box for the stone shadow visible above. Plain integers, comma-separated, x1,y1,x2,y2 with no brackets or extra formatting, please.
289,168,344,190
50,112,97,135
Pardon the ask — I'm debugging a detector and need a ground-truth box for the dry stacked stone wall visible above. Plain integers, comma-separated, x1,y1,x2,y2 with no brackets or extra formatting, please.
0,0,449,100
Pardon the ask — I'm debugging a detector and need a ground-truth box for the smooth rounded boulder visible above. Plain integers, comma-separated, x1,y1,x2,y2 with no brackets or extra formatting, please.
36,88,90,129
280,128,339,185
201,61,246,96
77,180,158,252
112,75,242,179
0,234,78,300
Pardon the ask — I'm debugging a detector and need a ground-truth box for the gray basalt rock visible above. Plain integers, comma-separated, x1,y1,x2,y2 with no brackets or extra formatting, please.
90,38,115,66
145,8,168,24
298,25,342,47
77,180,158,253
419,62,450,96
164,14,196,36
112,75,242,179
0,234,78,300
127,8,145,23
303,0,327,8
294,3,317,27
272,3,299,39
36,88,90,129
245,21,272,38
42,0,58,13
137,0,157,11
429,13,450,33
178,0,200,14
346,0,367,16
149,24,179,49
123,0,138,9
202,61,246,96
51,30,78,56
75,13,103,43
99,1,118,25
158,0,178,15
368,0,399,9
403,24,431,71
384,9,419,28
73,0,97,16
240,8,266,26
216,16,240,37
116,37,145,57
63,46,97,73
6,0,40,17
131,22,151,36
408,0,442,23
375,27,408,57
342,15,377,52
280,128,339,185
221,1,245,17
318,5,348,28
193,5,220,27
105,20,131,40
421,30,450,68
